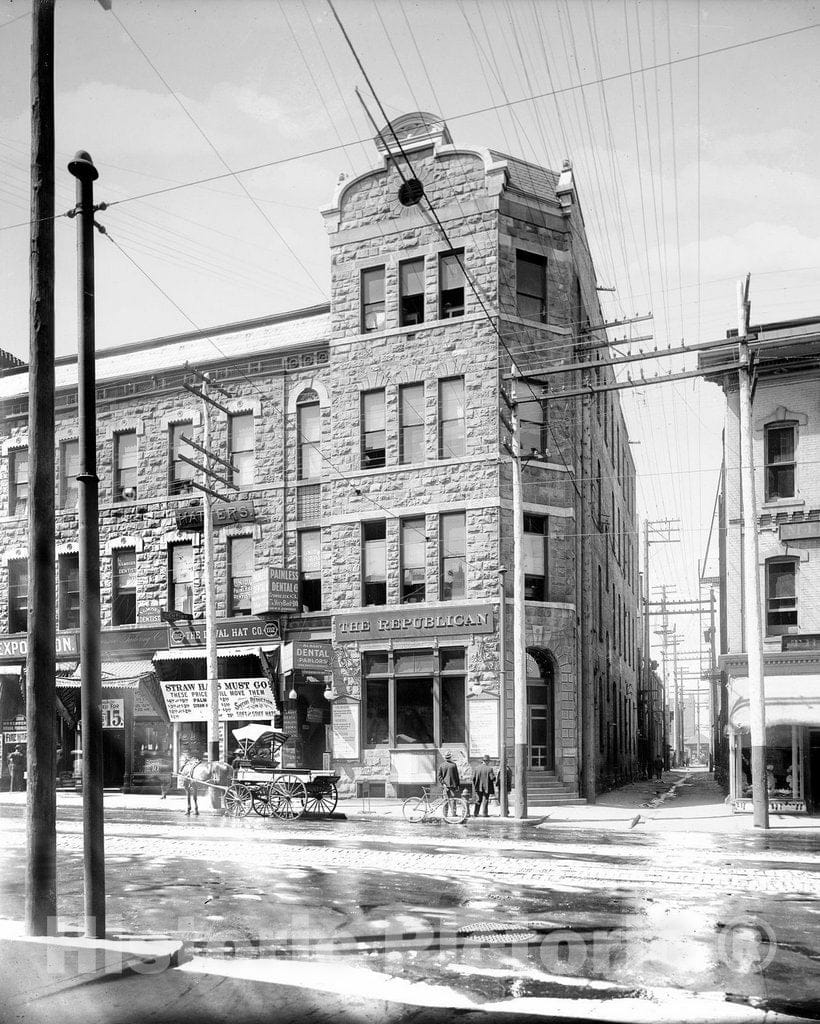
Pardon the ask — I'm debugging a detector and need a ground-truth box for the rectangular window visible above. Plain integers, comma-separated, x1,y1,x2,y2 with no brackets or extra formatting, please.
766,560,797,635
8,449,28,516
518,389,546,458
395,675,434,745
114,430,138,502
399,383,425,464
362,520,387,606
361,390,386,470
229,413,255,489
8,558,27,633
297,401,321,479
765,423,796,501
364,667,389,746
169,543,194,617
440,648,466,744
59,554,80,631
401,517,426,603
60,440,79,510
440,512,466,601
298,529,322,612
228,536,253,617
361,266,386,333
399,257,425,326
112,548,137,626
523,514,547,601
169,422,194,496
516,250,547,323
439,250,464,318
438,376,465,459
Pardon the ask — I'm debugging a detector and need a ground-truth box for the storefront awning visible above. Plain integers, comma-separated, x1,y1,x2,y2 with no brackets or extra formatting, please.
728,674,820,729
153,644,279,662
64,659,157,689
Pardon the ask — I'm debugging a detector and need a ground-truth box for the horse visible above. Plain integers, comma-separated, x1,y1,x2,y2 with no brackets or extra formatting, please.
177,756,232,815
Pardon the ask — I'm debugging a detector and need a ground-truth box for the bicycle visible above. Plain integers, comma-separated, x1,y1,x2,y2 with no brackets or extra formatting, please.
402,785,469,824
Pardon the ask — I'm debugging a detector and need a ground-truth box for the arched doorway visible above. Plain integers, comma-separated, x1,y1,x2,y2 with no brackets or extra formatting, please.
527,649,555,771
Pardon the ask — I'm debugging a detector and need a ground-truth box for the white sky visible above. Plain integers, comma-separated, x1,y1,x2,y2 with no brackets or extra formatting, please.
1,0,819,681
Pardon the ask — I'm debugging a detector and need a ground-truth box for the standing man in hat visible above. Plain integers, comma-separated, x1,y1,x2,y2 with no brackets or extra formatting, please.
437,751,461,817
7,745,25,792
472,755,495,817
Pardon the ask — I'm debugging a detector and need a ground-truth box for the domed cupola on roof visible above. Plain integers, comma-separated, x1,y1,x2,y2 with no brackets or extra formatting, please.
373,111,452,157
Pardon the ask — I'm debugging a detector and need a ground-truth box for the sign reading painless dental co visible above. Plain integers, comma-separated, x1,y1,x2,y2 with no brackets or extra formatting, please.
333,604,494,641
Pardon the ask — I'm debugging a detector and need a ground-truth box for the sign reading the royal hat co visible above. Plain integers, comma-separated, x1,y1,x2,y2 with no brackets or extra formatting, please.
168,617,280,648
333,604,495,642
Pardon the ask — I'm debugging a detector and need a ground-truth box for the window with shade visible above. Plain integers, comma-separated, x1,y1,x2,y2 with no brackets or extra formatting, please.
114,430,138,502
518,389,546,458
169,543,194,617
516,250,547,323
228,536,253,616
361,389,386,469
8,559,27,633
60,439,79,510
401,518,426,603
362,520,387,606
440,512,466,601
229,413,255,489
438,377,465,459
438,250,464,318
361,266,385,333
399,257,425,326
8,449,28,516
764,422,796,501
399,383,425,464
59,554,80,631
112,548,137,626
297,395,321,480
766,559,797,635
298,529,322,612
523,514,547,601
168,422,194,495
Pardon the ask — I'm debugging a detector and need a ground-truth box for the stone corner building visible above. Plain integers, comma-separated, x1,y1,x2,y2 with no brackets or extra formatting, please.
0,113,640,801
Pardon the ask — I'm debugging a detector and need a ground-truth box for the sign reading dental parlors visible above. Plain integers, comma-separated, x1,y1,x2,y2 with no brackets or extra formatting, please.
160,678,278,722
333,604,494,641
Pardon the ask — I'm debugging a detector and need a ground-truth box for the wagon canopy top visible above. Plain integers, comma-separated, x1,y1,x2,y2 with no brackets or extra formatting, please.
231,724,287,747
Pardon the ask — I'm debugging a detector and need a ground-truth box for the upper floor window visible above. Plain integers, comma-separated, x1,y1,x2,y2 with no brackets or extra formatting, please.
169,543,194,617
112,548,137,626
60,440,79,510
8,449,28,516
765,422,796,501
518,389,546,458
361,266,386,333
297,394,321,479
362,520,387,606
58,554,80,631
228,536,253,617
438,377,465,459
114,430,138,502
766,559,797,636
399,258,425,326
516,250,547,323
440,512,466,601
401,517,426,604
439,250,464,319
8,558,27,633
524,514,548,601
298,529,322,612
229,413,255,489
168,423,194,496
361,390,386,470
399,383,425,464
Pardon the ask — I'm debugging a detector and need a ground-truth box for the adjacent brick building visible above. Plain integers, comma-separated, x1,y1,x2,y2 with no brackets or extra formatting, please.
0,113,640,800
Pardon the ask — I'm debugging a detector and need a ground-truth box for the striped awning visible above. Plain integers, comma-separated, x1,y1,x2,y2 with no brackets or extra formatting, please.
61,659,157,690
153,644,279,662
728,673,820,729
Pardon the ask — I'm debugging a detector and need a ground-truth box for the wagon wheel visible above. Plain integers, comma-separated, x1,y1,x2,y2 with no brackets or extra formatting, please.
224,783,253,817
304,778,338,817
252,787,274,817
269,775,307,820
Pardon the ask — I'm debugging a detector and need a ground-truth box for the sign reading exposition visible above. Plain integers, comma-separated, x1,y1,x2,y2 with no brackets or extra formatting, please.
160,678,278,722
468,699,499,759
332,604,494,642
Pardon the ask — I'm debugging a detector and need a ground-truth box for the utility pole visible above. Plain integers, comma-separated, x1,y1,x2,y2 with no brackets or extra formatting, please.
68,151,106,938
26,0,57,938
644,522,680,769
510,383,528,819
708,587,718,770
579,381,595,803
736,275,768,829
497,567,508,817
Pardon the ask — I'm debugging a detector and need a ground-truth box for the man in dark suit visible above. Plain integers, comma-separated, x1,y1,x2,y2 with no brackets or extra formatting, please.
472,755,495,817
437,751,460,816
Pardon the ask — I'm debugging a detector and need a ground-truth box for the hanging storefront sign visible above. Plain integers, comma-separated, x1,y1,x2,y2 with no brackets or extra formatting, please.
168,617,280,648
0,632,78,663
333,604,494,642
100,626,169,655
281,640,332,676
213,499,256,527
160,677,278,722
101,699,124,730
175,505,204,532
251,566,300,615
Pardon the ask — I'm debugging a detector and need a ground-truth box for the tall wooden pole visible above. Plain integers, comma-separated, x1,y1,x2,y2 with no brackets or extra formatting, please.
201,380,220,767
497,567,509,816
736,276,768,829
26,0,57,938
69,151,106,935
511,384,528,818
580,387,596,802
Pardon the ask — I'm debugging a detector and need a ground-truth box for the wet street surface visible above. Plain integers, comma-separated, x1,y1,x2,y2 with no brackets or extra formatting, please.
1,792,819,1021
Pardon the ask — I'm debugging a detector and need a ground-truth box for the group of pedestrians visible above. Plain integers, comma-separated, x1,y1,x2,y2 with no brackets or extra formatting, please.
436,751,513,818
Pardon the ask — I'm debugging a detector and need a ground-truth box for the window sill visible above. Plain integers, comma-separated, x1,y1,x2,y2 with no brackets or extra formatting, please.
761,498,804,510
